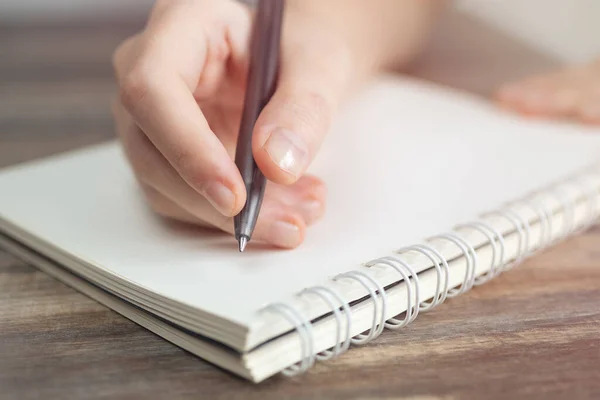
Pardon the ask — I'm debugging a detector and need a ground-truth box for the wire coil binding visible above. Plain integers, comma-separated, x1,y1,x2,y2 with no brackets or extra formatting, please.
570,179,597,233
454,221,505,284
396,244,450,309
364,256,420,328
262,169,600,377
332,270,388,344
300,286,352,360
427,232,478,295
481,209,530,270
547,188,575,240
264,302,315,376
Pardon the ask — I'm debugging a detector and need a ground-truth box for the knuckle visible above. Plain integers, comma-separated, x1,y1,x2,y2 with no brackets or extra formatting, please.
149,0,176,20
111,47,124,76
304,92,332,122
209,37,229,62
153,0,170,10
289,91,332,138
119,67,152,113
112,35,138,79
112,41,127,75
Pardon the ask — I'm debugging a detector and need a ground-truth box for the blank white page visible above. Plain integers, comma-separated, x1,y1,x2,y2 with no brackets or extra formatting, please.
1,76,599,330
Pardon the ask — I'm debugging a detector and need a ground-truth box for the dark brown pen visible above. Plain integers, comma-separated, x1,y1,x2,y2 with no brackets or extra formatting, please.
234,0,285,252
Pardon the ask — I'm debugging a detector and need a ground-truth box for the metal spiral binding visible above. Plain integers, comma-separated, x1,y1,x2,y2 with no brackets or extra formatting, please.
506,197,551,254
395,244,450,311
364,256,420,328
547,187,576,240
571,177,599,233
481,209,530,271
333,270,388,345
427,232,478,296
300,286,353,360
454,221,505,285
264,302,315,376
262,169,600,378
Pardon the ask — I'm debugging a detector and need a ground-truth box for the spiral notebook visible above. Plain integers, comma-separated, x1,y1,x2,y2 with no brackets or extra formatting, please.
1,76,600,383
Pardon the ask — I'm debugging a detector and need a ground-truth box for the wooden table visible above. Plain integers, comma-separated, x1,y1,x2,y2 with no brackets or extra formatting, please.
1,9,599,400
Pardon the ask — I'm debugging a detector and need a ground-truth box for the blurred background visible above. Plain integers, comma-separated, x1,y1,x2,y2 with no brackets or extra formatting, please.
1,0,599,168
2,0,599,62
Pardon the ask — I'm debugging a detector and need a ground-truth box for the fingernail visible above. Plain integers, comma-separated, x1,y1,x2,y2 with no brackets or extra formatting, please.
269,220,302,248
263,128,309,178
203,181,236,216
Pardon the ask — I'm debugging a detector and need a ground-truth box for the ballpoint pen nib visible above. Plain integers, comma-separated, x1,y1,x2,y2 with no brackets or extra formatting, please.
238,236,248,252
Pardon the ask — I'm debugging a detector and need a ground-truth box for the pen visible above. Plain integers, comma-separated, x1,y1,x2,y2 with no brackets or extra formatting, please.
234,0,285,252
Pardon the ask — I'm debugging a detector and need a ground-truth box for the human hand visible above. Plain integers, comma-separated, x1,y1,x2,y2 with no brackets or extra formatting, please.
496,60,600,124
112,0,355,248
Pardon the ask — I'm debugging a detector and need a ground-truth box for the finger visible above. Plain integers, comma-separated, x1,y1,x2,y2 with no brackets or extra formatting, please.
145,0,251,93
267,175,327,225
141,182,307,249
247,194,307,249
252,18,352,184
495,69,586,118
140,184,205,226
577,85,600,124
292,175,327,224
114,2,251,217
116,109,309,248
115,103,236,226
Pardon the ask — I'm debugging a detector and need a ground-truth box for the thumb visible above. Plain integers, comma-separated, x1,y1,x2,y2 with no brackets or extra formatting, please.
252,33,352,184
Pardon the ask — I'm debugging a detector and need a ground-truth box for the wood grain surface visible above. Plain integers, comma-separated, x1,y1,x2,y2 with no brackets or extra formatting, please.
1,9,599,400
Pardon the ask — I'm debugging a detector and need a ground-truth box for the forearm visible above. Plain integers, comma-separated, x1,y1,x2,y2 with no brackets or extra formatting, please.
287,0,445,77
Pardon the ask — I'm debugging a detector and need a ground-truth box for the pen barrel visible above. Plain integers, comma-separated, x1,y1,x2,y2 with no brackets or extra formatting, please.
234,0,285,242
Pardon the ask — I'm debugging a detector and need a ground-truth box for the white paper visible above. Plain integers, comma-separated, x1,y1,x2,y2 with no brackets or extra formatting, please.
1,76,599,330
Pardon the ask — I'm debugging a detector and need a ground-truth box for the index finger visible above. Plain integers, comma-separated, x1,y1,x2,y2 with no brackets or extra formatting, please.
115,1,251,216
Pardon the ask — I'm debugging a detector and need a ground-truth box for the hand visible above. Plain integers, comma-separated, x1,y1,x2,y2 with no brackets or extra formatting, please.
111,0,354,248
496,60,600,124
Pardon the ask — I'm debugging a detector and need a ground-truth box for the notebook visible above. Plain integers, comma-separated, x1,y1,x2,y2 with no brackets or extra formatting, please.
1,75,600,383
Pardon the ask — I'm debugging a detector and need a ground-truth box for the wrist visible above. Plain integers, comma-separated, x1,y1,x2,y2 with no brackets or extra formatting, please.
284,0,382,91
285,0,443,75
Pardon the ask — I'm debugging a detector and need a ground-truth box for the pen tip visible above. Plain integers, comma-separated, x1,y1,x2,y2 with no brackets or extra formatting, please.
238,236,248,252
